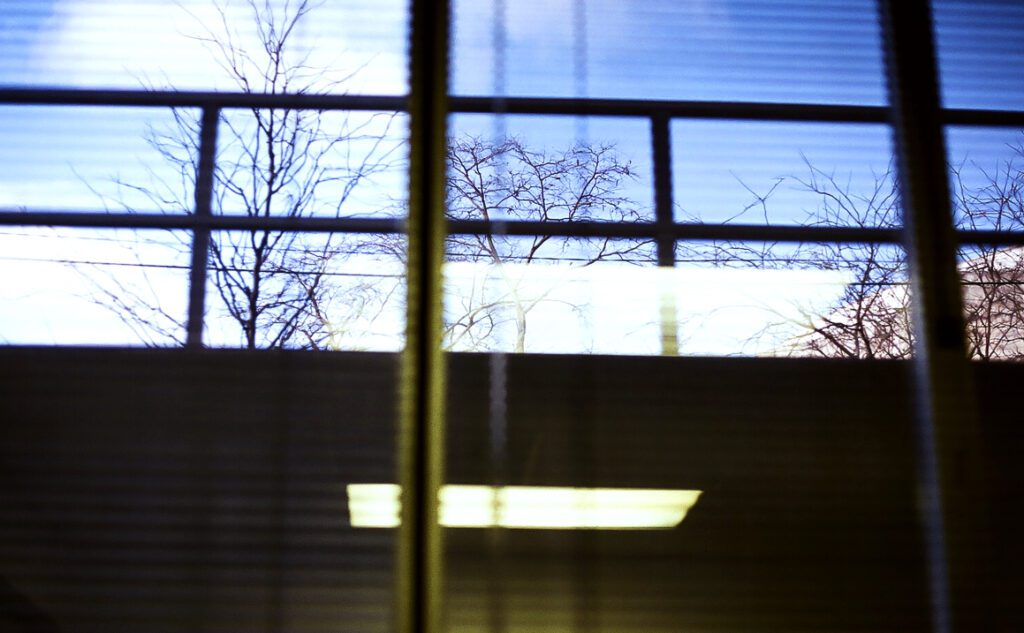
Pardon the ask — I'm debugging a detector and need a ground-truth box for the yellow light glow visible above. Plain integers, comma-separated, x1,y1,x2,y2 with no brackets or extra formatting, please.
346,484,701,529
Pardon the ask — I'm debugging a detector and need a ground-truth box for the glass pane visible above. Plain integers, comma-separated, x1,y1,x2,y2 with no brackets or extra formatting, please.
205,231,405,350
672,241,911,358
673,121,898,226
0,227,189,345
216,110,408,218
448,115,653,223
948,127,1024,361
453,0,886,105
959,245,1024,361
933,0,1024,111
946,126,1024,231
0,0,408,95
0,106,199,213
444,235,658,354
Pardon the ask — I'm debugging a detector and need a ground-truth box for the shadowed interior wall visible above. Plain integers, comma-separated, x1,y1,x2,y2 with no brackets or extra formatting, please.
0,350,398,633
0,349,1019,632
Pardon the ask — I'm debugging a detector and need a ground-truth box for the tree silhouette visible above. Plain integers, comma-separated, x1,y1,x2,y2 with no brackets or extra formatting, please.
365,134,650,353
953,141,1024,360
708,137,1024,360
83,1,1024,357
783,162,911,359
86,0,403,349
442,136,650,352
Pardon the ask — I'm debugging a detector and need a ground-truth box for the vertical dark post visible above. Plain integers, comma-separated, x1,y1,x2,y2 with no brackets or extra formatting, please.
652,113,678,355
878,2,991,631
399,1,448,633
186,106,220,348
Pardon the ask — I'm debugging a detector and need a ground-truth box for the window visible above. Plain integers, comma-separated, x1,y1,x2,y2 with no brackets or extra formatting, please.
0,2,1019,632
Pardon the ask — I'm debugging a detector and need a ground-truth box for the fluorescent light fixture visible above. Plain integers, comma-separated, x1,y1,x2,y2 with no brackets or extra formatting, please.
347,484,701,529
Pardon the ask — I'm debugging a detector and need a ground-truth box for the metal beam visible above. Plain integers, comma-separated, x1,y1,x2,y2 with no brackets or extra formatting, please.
956,230,1024,247
185,107,219,348
450,95,890,122
652,113,679,354
0,211,405,234
0,87,406,111
879,1,992,631
0,210,909,244
943,108,1024,128
448,220,903,244
4,85,1023,127
398,1,449,633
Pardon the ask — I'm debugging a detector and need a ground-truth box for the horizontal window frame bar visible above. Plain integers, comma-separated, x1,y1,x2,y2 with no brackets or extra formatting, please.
0,210,905,243
0,88,407,111
942,108,1024,128
0,210,406,233
955,230,1024,247
450,96,892,122
1,88,1020,126
449,220,903,243
9,211,1024,247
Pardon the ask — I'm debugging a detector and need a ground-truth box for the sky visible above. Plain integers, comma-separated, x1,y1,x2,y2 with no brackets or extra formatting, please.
0,0,1021,353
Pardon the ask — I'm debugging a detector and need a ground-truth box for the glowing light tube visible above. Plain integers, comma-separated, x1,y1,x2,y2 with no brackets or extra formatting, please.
347,484,701,529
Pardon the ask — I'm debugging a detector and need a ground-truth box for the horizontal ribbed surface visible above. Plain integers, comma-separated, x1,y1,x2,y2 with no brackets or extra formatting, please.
933,0,1024,111
0,349,398,633
453,0,886,105
0,0,408,94
2,350,1023,630
444,354,1024,632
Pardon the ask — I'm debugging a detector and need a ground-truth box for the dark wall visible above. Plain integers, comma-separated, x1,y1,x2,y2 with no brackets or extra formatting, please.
0,349,1019,632
446,355,927,633
0,349,398,633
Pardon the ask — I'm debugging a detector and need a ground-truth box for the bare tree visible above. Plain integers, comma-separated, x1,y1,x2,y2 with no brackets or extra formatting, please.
87,0,402,349
682,157,910,358
87,0,650,352
441,136,651,352
784,162,911,359
712,136,1024,360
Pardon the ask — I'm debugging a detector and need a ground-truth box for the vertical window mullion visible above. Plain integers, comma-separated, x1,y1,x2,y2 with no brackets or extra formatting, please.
652,112,678,355
651,113,675,267
399,1,449,633
186,105,220,348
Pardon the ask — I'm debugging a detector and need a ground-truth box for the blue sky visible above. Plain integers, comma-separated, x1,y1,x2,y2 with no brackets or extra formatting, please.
0,0,1021,352
452,0,886,104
